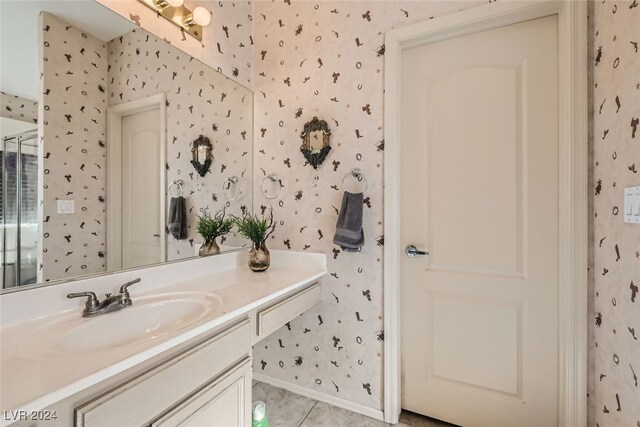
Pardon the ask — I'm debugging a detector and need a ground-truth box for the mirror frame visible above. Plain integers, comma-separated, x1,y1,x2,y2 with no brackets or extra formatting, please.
300,117,331,169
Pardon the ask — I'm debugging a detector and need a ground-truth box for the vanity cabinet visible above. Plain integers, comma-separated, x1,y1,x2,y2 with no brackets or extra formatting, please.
69,283,322,427
67,282,322,427
2,277,324,427
75,320,251,427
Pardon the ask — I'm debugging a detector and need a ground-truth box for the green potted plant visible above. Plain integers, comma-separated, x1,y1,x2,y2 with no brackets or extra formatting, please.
234,209,276,272
196,208,234,256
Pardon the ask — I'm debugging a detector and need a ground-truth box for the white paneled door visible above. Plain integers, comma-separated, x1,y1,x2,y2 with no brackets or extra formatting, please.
400,15,559,426
121,108,162,269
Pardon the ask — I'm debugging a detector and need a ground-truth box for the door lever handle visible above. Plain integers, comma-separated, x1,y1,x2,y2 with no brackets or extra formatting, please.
405,245,428,257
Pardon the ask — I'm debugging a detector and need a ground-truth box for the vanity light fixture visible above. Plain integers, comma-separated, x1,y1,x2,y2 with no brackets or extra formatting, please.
186,7,211,27
155,0,183,9
138,0,211,41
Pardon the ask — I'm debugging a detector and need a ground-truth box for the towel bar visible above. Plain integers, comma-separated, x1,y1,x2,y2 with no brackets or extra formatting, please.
223,176,240,201
169,180,184,197
341,168,367,193
261,174,283,200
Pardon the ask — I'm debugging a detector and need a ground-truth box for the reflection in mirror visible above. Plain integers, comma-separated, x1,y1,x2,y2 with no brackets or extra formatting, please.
222,176,241,201
0,1,253,291
300,117,331,169
190,135,213,177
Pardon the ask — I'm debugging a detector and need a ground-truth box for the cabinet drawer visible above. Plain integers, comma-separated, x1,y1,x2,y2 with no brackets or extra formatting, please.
257,283,321,338
75,319,251,427
151,357,251,427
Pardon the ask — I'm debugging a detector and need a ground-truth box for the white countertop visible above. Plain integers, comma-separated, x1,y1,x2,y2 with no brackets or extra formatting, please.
0,250,326,420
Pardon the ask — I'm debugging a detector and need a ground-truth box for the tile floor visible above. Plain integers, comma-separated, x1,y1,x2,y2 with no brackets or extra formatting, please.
252,382,457,427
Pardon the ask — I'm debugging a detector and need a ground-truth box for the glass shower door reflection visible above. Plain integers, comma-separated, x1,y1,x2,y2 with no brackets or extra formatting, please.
1,137,18,289
19,138,39,286
1,130,39,289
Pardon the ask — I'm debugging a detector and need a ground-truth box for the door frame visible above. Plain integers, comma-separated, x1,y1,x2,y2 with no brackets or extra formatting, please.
106,93,167,271
383,1,588,425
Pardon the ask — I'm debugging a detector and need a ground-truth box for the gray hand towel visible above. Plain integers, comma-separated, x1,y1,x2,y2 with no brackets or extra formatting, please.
167,196,187,240
333,191,364,252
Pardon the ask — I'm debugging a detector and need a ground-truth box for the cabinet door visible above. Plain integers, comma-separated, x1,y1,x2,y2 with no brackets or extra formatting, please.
151,358,251,427
75,320,251,427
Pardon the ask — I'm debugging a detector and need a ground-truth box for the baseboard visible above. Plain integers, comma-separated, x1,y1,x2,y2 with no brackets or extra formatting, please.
252,373,385,422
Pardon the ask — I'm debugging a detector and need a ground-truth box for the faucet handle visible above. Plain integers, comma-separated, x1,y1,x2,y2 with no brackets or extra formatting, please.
119,278,142,295
67,291,99,309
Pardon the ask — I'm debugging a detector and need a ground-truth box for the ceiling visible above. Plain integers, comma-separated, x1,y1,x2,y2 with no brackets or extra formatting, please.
0,0,136,101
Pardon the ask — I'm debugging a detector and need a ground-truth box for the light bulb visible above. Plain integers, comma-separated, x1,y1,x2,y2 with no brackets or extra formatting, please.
192,6,211,26
167,0,184,7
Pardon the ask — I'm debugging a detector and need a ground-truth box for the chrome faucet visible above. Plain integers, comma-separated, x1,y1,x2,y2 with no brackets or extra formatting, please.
67,278,141,318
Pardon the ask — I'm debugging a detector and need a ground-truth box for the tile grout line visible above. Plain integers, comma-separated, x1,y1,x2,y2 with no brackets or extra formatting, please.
296,401,318,427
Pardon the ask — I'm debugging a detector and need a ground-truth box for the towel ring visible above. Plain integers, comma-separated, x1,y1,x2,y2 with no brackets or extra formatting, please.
341,168,367,193
222,176,240,201
261,173,283,200
168,179,183,197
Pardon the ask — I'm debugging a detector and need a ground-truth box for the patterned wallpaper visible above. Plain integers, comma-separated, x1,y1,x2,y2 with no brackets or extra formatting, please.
39,12,108,282
0,92,38,124
23,1,639,422
250,0,487,410
107,28,253,258
592,1,640,426
97,0,253,88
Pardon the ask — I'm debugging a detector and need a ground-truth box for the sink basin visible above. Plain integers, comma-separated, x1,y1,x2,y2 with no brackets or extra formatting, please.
28,292,221,354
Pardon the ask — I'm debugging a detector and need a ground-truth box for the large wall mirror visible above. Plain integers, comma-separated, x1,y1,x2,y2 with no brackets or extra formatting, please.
0,1,253,292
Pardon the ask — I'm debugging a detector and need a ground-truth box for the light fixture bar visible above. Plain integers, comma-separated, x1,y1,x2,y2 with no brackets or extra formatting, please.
137,0,206,41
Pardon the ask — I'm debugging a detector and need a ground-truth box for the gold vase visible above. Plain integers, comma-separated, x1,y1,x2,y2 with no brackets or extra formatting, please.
248,240,270,272
199,238,221,256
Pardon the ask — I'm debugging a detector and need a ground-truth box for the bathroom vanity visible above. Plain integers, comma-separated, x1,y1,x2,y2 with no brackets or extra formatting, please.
0,250,326,426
